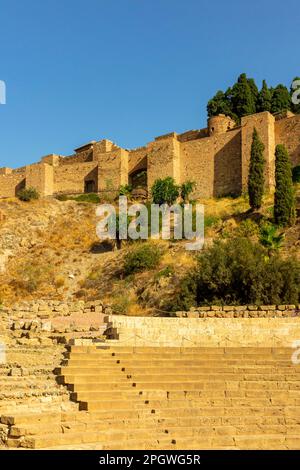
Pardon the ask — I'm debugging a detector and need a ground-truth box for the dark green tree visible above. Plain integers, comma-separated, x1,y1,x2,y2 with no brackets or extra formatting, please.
231,73,257,120
257,80,272,112
271,84,291,114
207,90,232,118
274,144,296,226
248,128,265,210
247,77,259,109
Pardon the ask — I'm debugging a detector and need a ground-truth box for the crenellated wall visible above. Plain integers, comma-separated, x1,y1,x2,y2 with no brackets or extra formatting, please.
1,111,300,200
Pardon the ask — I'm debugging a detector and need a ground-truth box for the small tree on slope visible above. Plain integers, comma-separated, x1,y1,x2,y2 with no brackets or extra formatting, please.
248,128,265,210
274,144,296,227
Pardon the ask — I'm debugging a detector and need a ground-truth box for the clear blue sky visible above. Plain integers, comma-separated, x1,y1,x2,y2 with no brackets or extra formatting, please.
0,0,299,168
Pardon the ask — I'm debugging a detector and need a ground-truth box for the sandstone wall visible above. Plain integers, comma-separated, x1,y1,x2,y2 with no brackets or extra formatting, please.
94,145,129,193
275,114,300,166
128,147,148,176
180,137,214,198
0,172,25,198
25,163,54,197
147,137,181,193
54,162,98,194
109,308,300,347
241,112,275,191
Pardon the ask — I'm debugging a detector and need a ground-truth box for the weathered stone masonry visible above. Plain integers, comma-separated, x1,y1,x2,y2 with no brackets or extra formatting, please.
1,111,300,199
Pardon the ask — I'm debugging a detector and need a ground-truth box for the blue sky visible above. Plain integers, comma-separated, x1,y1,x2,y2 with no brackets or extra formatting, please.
0,0,299,168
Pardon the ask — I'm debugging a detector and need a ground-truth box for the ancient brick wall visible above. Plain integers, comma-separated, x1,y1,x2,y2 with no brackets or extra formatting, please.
147,137,181,193
54,162,98,194
241,112,275,191
128,147,148,176
1,111,300,201
93,143,129,193
0,172,25,198
180,137,214,198
109,307,300,347
26,163,54,196
275,114,300,166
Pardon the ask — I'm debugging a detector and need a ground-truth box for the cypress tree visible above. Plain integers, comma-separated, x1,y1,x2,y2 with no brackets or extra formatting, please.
231,73,257,120
271,84,291,113
257,80,272,112
247,78,259,109
248,128,265,210
274,144,296,226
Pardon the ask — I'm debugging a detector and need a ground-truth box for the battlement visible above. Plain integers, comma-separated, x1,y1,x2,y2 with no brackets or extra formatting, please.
0,111,300,200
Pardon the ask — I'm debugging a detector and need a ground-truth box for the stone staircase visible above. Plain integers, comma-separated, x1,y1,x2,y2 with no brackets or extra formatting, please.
2,345,300,449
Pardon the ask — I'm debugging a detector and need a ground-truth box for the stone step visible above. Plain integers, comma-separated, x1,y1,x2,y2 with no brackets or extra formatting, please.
71,346,293,353
64,379,300,391
64,362,299,374
70,389,300,401
65,357,295,366
59,370,300,382
1,412,63,426
78,396,300,412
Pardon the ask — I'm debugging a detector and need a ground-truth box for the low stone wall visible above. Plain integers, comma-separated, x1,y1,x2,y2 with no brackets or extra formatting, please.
175,304,300,318
0,300,111,346
108,311,300,347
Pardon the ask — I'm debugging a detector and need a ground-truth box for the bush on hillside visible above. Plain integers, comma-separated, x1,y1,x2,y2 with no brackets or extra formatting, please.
17,187,39,202
124,243,162,275
151,177,180,205
74,193,100,203
292,165,300,183
171,238,300,310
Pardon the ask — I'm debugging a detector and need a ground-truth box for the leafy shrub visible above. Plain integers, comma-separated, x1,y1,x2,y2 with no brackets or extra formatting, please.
292,165,300,183
124,243,162,275
172,238,300,309
74,193,100,203
119,184,133,196
154,265,174,281
180,181,196,202
151,177,180,205
259,223,285,255
111,295,131,315
235,219,259,238
17,187,39,202
204,215,221,229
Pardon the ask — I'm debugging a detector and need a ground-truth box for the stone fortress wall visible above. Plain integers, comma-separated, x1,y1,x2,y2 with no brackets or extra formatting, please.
1,111,300,200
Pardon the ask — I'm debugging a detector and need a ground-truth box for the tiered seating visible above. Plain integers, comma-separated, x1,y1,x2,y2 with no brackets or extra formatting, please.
3,345,300,449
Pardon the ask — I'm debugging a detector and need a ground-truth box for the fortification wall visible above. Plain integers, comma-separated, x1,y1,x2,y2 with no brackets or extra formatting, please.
241,112,275,191
275,114,300,166
128,147,148,175
212,128,242,197
54,162,98,194
180,137,214,198
60,149,93,165
94,145,129,192
26,163,54,196
147,137,181,192
0,172,25,198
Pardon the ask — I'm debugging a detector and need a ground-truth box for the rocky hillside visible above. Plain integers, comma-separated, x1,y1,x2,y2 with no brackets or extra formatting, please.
0,188,299,313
